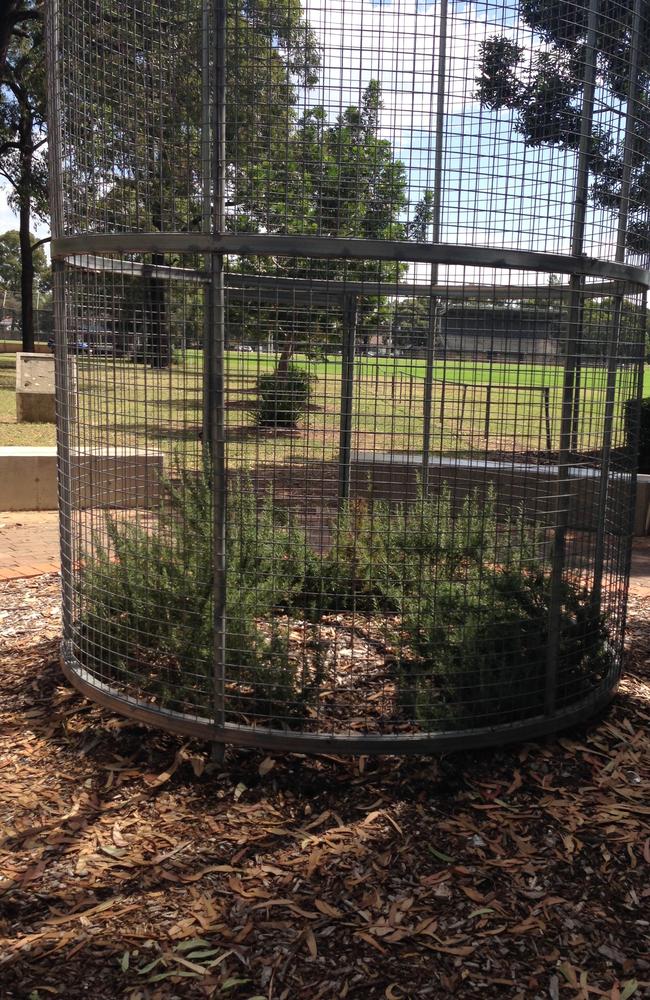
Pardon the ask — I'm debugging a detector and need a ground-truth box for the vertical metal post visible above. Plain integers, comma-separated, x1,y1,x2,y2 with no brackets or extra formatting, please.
338,293,358,503
421,0,448,489
484,384,492,442
201,0,213,450
544,388,552,453
46,0,73,640
545,0,600,715
211,0,228,733
592,0,643,609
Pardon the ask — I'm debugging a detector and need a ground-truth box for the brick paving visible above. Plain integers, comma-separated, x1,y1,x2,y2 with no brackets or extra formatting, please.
1,509,649,596
0,511,60,581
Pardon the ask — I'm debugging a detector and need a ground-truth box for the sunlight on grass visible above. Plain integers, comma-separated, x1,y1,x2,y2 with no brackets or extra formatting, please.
1,351,648,462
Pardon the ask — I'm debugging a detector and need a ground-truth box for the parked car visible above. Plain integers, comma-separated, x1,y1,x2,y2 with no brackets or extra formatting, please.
91,340,116,356
48,336,91,354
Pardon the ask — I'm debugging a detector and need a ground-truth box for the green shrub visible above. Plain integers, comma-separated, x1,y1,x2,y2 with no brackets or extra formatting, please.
625,396,650,473
299,484,609,729
303,485,543,616
397,567,611,728
254,364,313,428
80,469,611,734
79,464,316,722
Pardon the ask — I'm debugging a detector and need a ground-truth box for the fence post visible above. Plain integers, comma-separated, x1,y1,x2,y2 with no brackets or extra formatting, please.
338,293,358,503
545,0,600,716
211,0,228,737
592,0,644,611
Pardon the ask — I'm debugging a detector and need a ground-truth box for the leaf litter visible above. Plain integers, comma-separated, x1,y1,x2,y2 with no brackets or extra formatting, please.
0,574,649,998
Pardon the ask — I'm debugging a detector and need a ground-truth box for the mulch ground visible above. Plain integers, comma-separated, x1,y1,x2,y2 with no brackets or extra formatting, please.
0,575,649,1000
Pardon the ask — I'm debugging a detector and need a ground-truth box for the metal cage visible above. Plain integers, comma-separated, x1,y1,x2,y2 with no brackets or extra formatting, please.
47,0,649,753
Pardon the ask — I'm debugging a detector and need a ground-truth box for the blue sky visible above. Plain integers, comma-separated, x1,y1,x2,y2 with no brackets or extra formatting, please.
1,0,627,283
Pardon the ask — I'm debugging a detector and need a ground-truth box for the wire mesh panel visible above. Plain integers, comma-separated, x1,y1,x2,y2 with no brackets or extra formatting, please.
47,0,649,752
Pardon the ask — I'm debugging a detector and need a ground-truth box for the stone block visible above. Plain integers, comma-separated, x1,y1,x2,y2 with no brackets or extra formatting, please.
634,475,650,536
72,448,164,509
0,447,163,511
15,353,56,424
0,448,58,510
349,451,639,535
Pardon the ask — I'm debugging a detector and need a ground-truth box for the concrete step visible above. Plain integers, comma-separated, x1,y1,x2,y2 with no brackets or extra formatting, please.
0,447,163,510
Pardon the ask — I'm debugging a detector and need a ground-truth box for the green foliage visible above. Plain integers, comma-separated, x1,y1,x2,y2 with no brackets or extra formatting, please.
625,396,650,474
475,2,650,252
305,486,541,614
81,470,611,732
254,364,313,428
397,566,611,729
80,464,314,722
300,484,609,728
0,230,50,296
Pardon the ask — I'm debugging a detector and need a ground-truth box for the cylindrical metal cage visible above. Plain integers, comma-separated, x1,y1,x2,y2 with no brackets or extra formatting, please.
47,0,649,752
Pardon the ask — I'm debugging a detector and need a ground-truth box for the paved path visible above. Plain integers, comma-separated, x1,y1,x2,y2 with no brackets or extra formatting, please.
0,511,60,580
1,510,650,595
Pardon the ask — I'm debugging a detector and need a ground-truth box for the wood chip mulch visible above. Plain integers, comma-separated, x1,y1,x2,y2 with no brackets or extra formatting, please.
1,574,649,1000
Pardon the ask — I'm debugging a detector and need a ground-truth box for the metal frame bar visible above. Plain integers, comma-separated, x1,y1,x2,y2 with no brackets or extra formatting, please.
592,0,644,608
61,255,635,301
60,643,620,756
338,293,358,502
51,234,650,287
46,0,74,640
545,0,601,716
421,0,448,489
210,0,228,735
201,0,214,449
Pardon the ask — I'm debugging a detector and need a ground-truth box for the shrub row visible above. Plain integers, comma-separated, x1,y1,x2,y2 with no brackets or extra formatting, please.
79,466,611,730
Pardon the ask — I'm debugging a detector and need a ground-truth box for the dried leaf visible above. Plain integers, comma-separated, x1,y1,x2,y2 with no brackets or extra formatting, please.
112,824,128,848
315,899,343,919
304,928,318,958
354,931,388,954
258,757,275,777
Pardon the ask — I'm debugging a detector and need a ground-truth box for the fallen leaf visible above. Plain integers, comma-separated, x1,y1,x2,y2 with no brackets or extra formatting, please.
304,928,318,958
315,899,344,919
259,757,275,777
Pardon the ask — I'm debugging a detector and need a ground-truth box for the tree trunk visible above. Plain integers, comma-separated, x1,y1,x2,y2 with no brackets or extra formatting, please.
277,340,293,374
144,255,170,368
17,85,35,354
19,191,34,353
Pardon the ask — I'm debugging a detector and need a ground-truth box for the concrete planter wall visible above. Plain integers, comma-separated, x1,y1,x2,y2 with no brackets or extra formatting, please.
350,451,645,536
0,447,163,511
635,474,650,536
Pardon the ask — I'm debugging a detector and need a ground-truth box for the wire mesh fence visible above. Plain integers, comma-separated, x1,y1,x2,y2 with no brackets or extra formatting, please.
47,0,649,751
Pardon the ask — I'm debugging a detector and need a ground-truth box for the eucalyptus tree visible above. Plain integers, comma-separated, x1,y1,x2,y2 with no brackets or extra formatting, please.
475,0,650,253
0,0,47,351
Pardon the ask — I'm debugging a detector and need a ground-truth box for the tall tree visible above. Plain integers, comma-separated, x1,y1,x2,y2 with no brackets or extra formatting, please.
475,1,650,253
0,228,49,296
244,80,409,369
69,0,319,365
0,0,47,352
0,2,40,75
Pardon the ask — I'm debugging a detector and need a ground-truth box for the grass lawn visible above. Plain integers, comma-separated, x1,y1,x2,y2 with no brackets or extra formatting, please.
0,354,57,447
1,350,647,465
